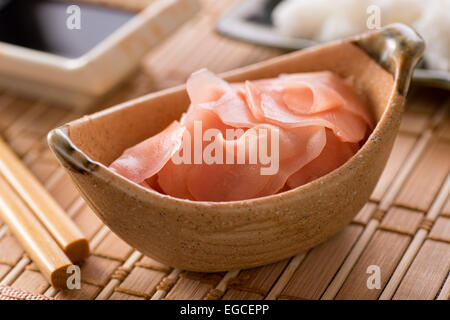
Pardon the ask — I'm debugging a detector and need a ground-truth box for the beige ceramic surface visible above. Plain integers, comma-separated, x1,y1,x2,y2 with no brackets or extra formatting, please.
48,24,424,272
0,0,200,109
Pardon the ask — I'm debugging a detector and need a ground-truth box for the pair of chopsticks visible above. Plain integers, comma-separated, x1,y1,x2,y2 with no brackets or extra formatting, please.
0,137,89,289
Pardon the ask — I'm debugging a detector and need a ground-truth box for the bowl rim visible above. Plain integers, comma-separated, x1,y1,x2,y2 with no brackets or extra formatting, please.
48,24,424,208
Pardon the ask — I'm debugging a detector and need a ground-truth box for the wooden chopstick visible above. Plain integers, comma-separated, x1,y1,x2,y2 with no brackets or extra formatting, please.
0,178,73,289
0,137,89,262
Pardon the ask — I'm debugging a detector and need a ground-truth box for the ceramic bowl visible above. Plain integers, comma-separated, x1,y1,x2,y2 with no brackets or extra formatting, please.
217,0,450,90
48,24,424,271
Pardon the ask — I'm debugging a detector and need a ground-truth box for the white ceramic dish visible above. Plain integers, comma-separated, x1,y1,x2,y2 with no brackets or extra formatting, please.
0,0,200,108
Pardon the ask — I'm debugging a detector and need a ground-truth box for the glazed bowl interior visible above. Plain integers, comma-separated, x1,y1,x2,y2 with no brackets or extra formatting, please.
49,24,424,271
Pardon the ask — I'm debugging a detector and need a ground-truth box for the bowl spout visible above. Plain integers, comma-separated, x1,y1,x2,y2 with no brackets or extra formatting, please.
354,23,425,95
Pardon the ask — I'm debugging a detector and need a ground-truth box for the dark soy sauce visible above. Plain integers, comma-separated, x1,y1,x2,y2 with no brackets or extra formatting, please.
0,0,136,58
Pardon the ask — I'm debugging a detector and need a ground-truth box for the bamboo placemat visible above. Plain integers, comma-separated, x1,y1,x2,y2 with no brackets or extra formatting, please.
0,0,449,300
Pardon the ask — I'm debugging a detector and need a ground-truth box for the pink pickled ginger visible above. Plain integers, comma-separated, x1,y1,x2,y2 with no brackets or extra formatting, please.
110,69,372,201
